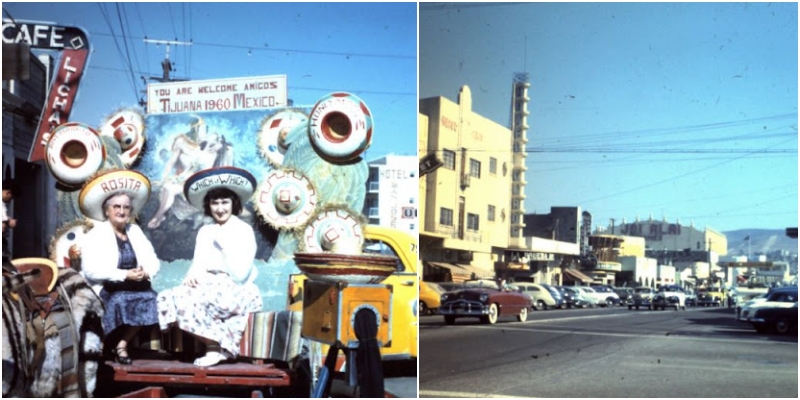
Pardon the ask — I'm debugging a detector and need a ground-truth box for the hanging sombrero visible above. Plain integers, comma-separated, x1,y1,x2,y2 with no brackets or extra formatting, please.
45,122,107,187
78,169,151,221
99,108,146,167
183,166,257,210
300,207,365,253
253,169,318,230
307,92,373,163
48,219,94,269
257,109,308,167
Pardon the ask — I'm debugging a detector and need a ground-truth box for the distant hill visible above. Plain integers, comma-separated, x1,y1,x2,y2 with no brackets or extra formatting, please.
723,229,798,257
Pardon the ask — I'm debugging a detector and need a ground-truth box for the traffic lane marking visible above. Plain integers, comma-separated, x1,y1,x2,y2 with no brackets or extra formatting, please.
419,390,532,398
459,324,798,346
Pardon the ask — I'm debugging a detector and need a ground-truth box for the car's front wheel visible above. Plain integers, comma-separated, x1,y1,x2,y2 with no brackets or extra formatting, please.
537,300,547,311
517,307,528,322
605,298,614,307
420,301,428,316
481,303,499,324
775,319,791,334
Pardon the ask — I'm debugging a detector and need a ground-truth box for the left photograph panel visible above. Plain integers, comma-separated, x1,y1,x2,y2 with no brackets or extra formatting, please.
2,2,419,398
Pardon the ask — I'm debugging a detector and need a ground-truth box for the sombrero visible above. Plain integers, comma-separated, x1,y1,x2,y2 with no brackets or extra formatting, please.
257,109,308,167
183,166,257,210
99,108,146,167
45,122,107,187
300,207,365,253
11,257,59,296
79,169,151,221
253,169,318,229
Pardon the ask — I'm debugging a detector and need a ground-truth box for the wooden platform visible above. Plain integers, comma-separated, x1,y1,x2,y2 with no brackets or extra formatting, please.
111,359,293,388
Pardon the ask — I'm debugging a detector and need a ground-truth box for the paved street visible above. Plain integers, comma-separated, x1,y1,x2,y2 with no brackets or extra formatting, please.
419,306,797,398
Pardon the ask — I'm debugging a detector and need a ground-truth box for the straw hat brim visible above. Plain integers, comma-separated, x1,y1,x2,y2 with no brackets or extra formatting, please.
78,169,151,221
183,166,257,210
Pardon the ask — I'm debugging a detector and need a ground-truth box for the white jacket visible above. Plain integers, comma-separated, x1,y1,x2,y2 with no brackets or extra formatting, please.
80,220,161,295
186,215,257,285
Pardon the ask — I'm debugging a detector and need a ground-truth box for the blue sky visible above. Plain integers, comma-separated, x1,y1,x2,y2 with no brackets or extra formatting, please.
2,2,417,160
420,2,798,233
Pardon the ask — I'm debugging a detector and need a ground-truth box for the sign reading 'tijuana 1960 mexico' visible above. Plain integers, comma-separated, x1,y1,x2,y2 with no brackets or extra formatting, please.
146,75,287,115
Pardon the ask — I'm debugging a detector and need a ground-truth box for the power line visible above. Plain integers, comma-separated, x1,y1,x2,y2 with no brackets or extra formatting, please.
92,32,414,60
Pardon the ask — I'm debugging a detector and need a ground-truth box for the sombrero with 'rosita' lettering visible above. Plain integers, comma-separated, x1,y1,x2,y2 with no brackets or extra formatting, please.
183,166,257,210
79,169,151,221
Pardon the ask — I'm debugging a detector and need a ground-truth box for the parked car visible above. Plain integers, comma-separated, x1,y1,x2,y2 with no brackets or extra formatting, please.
738,286,798,333
419,281,445,315
652,285,687,311
614,287,635,304
556,286,593,308
513,283,559,310
749,303,798,335
629,287,656,310
591,285,621,307
573,286,605,307
439,279,533,325
683,288,697,306
735,293,769,320
697,286,726,306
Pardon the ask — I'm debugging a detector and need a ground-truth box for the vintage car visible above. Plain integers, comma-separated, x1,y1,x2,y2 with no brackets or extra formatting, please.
439,280,533,325
591,285,622,307
652,285,687,310
738,286,798,333
629,287,656,310
614,287,635,304
748,303,798,335
513,282,559,310
557,286,593,308
697,286,726,306
420,281,445,315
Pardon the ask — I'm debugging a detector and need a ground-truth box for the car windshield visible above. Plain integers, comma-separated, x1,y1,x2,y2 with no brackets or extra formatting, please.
426,282,446,295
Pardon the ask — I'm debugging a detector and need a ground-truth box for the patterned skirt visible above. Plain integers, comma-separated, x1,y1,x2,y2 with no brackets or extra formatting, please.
157,272,262,356
100,288,160,335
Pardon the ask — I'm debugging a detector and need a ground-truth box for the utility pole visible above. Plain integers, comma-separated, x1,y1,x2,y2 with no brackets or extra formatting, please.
140,38,192,111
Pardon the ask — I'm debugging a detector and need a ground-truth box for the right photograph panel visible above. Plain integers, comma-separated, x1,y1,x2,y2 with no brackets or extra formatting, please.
418,3,799,398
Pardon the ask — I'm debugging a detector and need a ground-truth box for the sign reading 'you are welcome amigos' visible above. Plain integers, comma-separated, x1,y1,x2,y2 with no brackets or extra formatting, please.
147,75,288,115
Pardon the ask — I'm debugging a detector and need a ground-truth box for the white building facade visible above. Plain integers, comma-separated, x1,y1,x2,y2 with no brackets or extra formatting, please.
363,155,418,235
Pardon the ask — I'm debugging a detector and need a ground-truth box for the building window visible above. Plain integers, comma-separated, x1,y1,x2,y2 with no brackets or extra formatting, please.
467,213,479,231
409,197,415,204
513,142,522,153
469,159,481,178
512,170,520,182
488,205,495,222
442,149,456,170
489,157,497,175
512,199,520,210
440,208,453,226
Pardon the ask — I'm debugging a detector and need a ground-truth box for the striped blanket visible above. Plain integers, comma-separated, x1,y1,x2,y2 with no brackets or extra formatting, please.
239,310,303,363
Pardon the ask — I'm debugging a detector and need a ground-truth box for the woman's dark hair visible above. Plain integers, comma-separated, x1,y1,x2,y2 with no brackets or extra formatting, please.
203,188,242,216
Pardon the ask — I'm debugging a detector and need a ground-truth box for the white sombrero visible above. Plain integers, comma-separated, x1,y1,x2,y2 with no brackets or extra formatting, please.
100,108,146,167
183,166,257,210
79,169,151,221
257,109,308,167
253,169,318,229
300,207,365,253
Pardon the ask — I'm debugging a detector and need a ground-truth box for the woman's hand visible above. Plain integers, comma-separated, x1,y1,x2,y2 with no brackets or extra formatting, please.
126,267,147,281
183,274,201,288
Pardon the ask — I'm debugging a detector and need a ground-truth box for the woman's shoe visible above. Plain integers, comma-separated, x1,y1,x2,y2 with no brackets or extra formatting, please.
114,347,132,365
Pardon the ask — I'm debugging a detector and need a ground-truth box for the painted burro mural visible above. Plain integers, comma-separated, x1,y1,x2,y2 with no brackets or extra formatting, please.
54,74,373,311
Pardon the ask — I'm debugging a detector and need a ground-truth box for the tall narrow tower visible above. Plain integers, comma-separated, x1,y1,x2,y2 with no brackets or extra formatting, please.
508,72,530,247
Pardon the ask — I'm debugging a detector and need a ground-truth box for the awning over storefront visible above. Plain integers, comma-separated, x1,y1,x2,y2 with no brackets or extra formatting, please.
563,268,593,283
456,264,495,279
427,262,471,278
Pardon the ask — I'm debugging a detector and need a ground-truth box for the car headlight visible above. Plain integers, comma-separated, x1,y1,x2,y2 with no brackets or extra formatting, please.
479,294,489,303
441,294,449,302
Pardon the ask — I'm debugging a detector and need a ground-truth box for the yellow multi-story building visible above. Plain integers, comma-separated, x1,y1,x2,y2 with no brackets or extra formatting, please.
419,86,513,281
